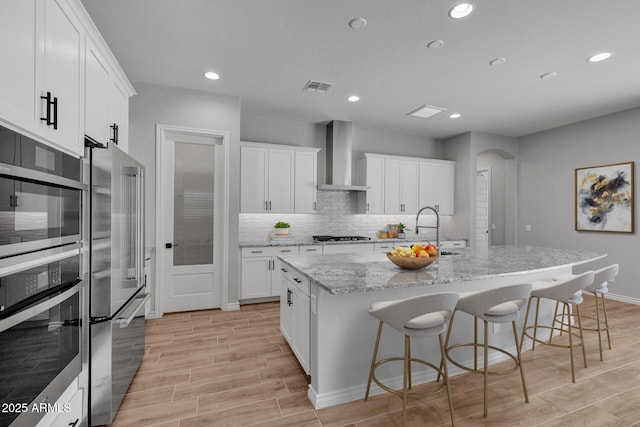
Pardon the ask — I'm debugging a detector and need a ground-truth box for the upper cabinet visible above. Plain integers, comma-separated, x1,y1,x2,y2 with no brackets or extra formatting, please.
356,154,384,214
38,0,83,155
0,0,37,134
384,158,419,215
0,0,134,157
358,153,455,215
109,78,130,152
240,142,320,214
419,160,455,215
294,150,318,213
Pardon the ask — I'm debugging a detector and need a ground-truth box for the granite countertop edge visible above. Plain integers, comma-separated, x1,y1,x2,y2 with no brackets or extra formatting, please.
239,237,467,248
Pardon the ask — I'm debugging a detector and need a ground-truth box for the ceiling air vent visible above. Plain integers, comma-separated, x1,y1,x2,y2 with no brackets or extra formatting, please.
303,80,334,93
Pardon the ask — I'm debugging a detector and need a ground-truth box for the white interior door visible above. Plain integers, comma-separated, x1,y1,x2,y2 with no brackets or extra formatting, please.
159,132,224,313
476,169,490,247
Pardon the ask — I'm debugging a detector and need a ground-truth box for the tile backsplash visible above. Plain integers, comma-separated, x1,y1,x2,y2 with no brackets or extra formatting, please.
239,190,452,242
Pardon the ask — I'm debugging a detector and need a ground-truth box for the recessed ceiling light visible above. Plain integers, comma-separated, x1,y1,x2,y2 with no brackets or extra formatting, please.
489,57,506,66
347,95,360,102
449,2,475,19
348,18,367,30
449,113,462,119
204,71,220,80
588,52,612,63
540,72,557,79
427,40,445,50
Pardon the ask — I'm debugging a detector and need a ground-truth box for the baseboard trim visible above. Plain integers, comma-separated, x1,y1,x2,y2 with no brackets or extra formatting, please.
223,302,240,311
606,293,640,305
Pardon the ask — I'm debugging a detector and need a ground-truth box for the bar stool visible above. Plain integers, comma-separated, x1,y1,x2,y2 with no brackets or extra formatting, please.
443,284,532,418
553,264,619,361
364,292,459,427
520,270,595,383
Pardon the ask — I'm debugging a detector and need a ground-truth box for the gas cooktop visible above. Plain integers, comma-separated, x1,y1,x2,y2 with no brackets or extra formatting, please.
312,235,372,242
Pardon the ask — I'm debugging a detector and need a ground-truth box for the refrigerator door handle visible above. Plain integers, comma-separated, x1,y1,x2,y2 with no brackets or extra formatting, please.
116,293,150,328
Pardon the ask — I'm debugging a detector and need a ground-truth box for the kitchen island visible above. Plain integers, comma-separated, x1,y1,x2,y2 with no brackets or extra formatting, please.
278,245,605,409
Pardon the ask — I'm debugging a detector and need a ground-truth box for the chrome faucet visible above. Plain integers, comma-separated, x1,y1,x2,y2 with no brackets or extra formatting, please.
415,206,440,251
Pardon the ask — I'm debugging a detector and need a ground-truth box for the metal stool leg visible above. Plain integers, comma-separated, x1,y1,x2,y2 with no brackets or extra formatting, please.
402,335,410,427
483,320,489,417
365,321,383,400
439,334,456,427
512,320,529,403
601,293,612,349
576,304,587,368
594,293,604,361
566,302,577,383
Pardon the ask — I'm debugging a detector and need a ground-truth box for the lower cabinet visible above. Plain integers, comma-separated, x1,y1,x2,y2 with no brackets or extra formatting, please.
241,246,299,299
280,267,310,374
35,377,83,427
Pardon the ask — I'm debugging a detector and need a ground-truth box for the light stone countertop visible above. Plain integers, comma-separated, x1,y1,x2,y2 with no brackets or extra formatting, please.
278,245,606,295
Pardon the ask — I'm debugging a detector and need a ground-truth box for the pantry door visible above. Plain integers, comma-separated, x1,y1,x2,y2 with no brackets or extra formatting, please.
476,169,491,247
157,126,229,315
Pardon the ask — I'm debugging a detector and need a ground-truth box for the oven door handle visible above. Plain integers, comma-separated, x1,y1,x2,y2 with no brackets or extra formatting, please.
116,293,150,328
0,281,81,333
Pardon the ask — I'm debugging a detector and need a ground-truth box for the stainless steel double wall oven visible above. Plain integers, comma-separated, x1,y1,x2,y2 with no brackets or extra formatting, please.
0,125,86,427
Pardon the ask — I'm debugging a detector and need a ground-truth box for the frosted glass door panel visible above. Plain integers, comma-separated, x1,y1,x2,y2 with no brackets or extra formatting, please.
173,142,214,266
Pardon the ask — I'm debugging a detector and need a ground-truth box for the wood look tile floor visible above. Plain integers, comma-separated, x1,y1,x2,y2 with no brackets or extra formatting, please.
108,297,640,427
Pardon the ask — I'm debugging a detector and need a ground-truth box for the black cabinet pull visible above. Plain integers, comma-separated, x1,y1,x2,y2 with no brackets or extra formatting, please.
69,419,80,427
52,95,58,129
287,288,293,306
40,91,53,126
281,267,287,272
110,123,119,144
293,278,302,284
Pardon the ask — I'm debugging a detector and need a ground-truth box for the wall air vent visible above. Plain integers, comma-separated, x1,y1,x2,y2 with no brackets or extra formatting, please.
407,104,446,119
303,80,334,93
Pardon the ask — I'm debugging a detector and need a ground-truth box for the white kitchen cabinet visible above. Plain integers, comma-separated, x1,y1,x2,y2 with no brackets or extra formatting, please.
374,242,396,252
439,240,466,249
0,0,37,133
37,0,84,156
298,245,323,255
419,160,455,215
240,144,295,213
85,35,110,146
384,158,419,214
294,149,319,213
322,243,375,255
35,377,83,427
280,267,310,374
241,246,298,299
109,77,129,152
356,154,385,214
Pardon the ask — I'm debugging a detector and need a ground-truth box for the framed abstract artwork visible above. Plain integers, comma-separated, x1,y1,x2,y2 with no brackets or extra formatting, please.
575,161,634,233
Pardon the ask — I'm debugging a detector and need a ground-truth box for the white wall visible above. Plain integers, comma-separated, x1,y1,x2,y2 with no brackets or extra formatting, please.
128,82,242,306
518,107,640,302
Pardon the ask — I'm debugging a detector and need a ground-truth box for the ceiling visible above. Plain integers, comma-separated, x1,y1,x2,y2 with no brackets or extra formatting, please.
81,0,640,140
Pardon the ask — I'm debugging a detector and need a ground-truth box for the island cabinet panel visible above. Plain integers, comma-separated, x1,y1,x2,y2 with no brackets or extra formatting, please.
280,267,310,374
241,246,299,299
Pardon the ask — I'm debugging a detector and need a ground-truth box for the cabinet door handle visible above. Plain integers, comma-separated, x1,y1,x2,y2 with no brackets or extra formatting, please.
110,123,119,145
280,249,292,253
251,250,263,254
40,91,56,127
265,200,268,211
281,267,287,272
69,419,80,427
287,288,293,306
293,278,302,284
305,248,318,252
313,201,317,211
269,200,272,210
366,202,369,212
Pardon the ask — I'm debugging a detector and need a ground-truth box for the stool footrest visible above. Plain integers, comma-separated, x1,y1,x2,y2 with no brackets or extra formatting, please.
523,325,584,349
371,356,447,399
446,342,520,376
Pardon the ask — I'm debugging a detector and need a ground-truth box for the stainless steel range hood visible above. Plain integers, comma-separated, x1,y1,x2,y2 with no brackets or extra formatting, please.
318,120,370,191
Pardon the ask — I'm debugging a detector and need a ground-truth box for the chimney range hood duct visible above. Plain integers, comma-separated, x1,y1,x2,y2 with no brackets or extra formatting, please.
318,120,370,191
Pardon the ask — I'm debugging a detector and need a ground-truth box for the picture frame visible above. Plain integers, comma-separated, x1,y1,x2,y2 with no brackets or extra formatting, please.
575,161,634,233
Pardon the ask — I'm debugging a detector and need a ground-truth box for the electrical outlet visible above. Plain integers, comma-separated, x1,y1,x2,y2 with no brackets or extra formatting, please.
525,224,532,232
491,223,496,230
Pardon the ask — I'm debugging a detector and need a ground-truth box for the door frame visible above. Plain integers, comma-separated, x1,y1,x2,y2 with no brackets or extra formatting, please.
476,168,492,247
154,124,230,318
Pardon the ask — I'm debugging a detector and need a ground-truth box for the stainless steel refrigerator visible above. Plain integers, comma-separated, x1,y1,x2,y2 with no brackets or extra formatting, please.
86,141,148,426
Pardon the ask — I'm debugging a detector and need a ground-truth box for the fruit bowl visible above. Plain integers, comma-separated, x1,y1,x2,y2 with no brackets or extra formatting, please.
386,253,438,270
